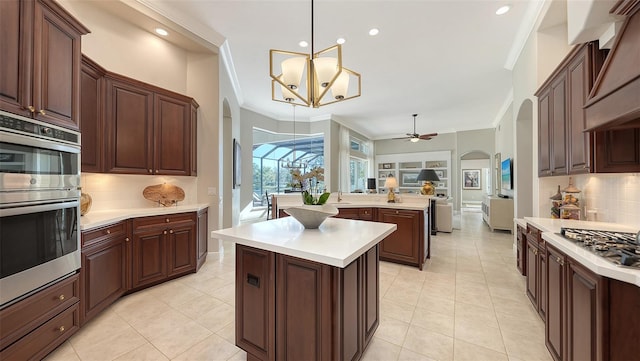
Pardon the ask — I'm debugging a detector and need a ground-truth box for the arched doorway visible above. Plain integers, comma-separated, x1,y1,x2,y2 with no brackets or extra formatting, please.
459,151,491,212
515,99,533,218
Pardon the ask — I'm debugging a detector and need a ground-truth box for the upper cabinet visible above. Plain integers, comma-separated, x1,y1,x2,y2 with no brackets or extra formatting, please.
535,42,607,177
80,57,199,176
0,0,89,130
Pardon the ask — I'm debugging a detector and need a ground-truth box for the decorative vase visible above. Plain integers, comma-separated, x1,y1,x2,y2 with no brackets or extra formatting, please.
284,204,339,229
80,192,92,216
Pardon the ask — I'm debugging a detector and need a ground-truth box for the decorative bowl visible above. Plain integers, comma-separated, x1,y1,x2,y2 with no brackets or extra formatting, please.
284,204,339,229
80,193,92,216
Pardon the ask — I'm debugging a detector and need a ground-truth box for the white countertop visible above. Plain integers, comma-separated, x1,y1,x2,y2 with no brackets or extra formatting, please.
523,217,640,287
275,193,431,211
80,204,209,231
211,217,397,268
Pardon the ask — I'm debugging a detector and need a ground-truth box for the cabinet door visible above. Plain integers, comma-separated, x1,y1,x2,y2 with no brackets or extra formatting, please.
105,77,154,174
131,230,167,289
81,234,129,325
0,0,32,117
335,208,360,219
551,75,568,175
80,56,105,172
567,48,592,175
196,208,208,270
546,245,566,361
538,89,552,176
167,221,196,277
566,259,605,361
377,209,420,266
190,102,198,176
516,225,526,276
539,246,547,319
32,0,84,129
154,93,192,175
594,129,640,173
525,236,538,307
363,245,379,347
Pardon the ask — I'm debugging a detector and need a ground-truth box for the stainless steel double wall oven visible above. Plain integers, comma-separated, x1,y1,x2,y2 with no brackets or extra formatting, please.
0,110,81,308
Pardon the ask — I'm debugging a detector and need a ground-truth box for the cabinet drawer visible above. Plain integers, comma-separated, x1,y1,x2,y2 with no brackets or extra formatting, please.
359,208,374,220
133,212,195,231
0,303,79,361
0,273,79,350
82,221,127,247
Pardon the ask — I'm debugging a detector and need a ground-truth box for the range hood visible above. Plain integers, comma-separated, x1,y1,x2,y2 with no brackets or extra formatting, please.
584,1,640,131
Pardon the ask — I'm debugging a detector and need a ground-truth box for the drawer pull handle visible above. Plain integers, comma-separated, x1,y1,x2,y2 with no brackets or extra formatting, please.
247,273,260,288
39,109,46,116
28,105,36,113
58,294,65,301
395,210,399,214
148,169,153,173
163,230,168,235
169,229,174,234
106,229,111,234
59,326,65,332
165,218,170,223
125,237,130,242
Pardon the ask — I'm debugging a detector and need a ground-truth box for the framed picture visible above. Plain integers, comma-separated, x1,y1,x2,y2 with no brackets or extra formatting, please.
382,163,392,169
401,172,420,186
233,139,241,188
379,172,387,179
437,182,445,188
435,170,444,179
462,169,481,189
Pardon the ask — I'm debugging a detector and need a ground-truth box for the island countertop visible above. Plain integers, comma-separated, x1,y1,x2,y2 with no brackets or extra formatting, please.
211,217,397,268
274,193,432,211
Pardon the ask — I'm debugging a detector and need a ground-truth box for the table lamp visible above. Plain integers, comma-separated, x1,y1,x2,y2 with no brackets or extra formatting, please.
417,169,440,196
384,175,398,203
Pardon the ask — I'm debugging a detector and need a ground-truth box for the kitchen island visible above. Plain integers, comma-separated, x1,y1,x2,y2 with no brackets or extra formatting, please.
274,193,432,270
211,216,396,361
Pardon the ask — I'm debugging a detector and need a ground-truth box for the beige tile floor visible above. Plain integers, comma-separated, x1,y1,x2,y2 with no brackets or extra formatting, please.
45,211,551,361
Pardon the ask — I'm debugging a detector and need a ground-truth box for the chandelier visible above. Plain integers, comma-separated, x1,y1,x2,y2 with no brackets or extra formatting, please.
269,0,361,108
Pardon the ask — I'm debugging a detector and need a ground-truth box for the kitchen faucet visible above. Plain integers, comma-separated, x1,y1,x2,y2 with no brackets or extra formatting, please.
338,190,343,202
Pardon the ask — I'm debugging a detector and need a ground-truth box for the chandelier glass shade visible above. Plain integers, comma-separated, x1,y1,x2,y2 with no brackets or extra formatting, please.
269,0,361,108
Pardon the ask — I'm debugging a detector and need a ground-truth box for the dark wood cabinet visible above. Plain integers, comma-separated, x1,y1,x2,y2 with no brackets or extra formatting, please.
80,56,106,172
377,208,426,270
0,273,80,360
131,212,196,289
80,221,130,325
516,224,527,276
525,224,546,319
545,244,566,361
593,128,640,172
236,243,379,361
536,42,608,177
196,208,208,270
154,93,195,175
0,0,88,130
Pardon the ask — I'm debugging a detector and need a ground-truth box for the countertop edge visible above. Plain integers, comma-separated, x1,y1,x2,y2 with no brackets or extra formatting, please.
80,204,209,231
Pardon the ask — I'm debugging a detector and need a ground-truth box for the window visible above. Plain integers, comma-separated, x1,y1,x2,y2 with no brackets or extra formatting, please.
350,157,368,192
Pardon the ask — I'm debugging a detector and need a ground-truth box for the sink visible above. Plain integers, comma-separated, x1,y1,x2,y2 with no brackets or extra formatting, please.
327,201,351,205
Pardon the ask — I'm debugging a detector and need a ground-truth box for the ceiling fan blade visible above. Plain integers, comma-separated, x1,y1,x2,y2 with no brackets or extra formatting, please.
392,136,411,140
419,133,438,139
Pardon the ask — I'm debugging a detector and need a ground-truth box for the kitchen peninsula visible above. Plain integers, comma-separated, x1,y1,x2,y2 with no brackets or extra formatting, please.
212,217,396,361
275,193,432,270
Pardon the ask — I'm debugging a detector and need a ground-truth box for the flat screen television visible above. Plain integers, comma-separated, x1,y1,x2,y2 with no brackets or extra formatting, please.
501,158,513,191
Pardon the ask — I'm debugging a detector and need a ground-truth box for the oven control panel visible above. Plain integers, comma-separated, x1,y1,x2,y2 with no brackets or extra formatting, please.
0,112,79,144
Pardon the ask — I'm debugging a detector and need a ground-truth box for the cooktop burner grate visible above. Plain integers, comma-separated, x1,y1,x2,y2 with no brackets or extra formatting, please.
560,227,640,269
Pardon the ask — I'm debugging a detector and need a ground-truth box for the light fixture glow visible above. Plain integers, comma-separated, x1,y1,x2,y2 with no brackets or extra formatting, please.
155,28,168,36
299,41,308,47
269,0,361,108
410,137,420,143
369,28,379,36
496,5,510,15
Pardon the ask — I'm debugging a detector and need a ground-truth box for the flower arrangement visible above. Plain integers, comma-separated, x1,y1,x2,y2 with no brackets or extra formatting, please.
290,166,330,205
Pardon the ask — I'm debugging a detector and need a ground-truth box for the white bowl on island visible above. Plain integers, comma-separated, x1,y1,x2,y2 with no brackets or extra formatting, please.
284,204,339,229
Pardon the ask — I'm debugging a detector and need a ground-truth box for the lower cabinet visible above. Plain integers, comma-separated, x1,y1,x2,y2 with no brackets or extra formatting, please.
132,212,196,289
0,274,80,361
80,221,131,325
516,224,527,276
236,244,379,361
525,224,546,319
377,208,427,270
197,208,209,270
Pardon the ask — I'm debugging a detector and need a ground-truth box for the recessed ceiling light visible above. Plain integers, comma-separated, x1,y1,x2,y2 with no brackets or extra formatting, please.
496,5,510,15
299,40,308,48
369,28,379,36
336,38,346,44
155,28,168,36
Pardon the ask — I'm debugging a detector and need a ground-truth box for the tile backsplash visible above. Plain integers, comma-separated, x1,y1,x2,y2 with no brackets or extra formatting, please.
539,173,640,228
81,173,198,212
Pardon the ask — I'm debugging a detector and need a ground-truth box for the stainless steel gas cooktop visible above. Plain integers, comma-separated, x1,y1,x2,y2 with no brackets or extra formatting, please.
560,228,640,269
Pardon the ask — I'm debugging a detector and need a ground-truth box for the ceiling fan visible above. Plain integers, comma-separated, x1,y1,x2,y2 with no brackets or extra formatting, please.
393,114,438,142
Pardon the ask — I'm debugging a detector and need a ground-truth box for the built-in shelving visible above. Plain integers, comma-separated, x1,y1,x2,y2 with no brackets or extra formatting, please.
375,151,451,197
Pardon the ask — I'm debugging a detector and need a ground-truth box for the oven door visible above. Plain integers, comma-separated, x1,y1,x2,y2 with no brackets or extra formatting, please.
0,198,80,308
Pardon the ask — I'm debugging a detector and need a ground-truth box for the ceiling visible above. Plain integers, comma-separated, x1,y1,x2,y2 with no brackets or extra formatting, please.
143,0,544,140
